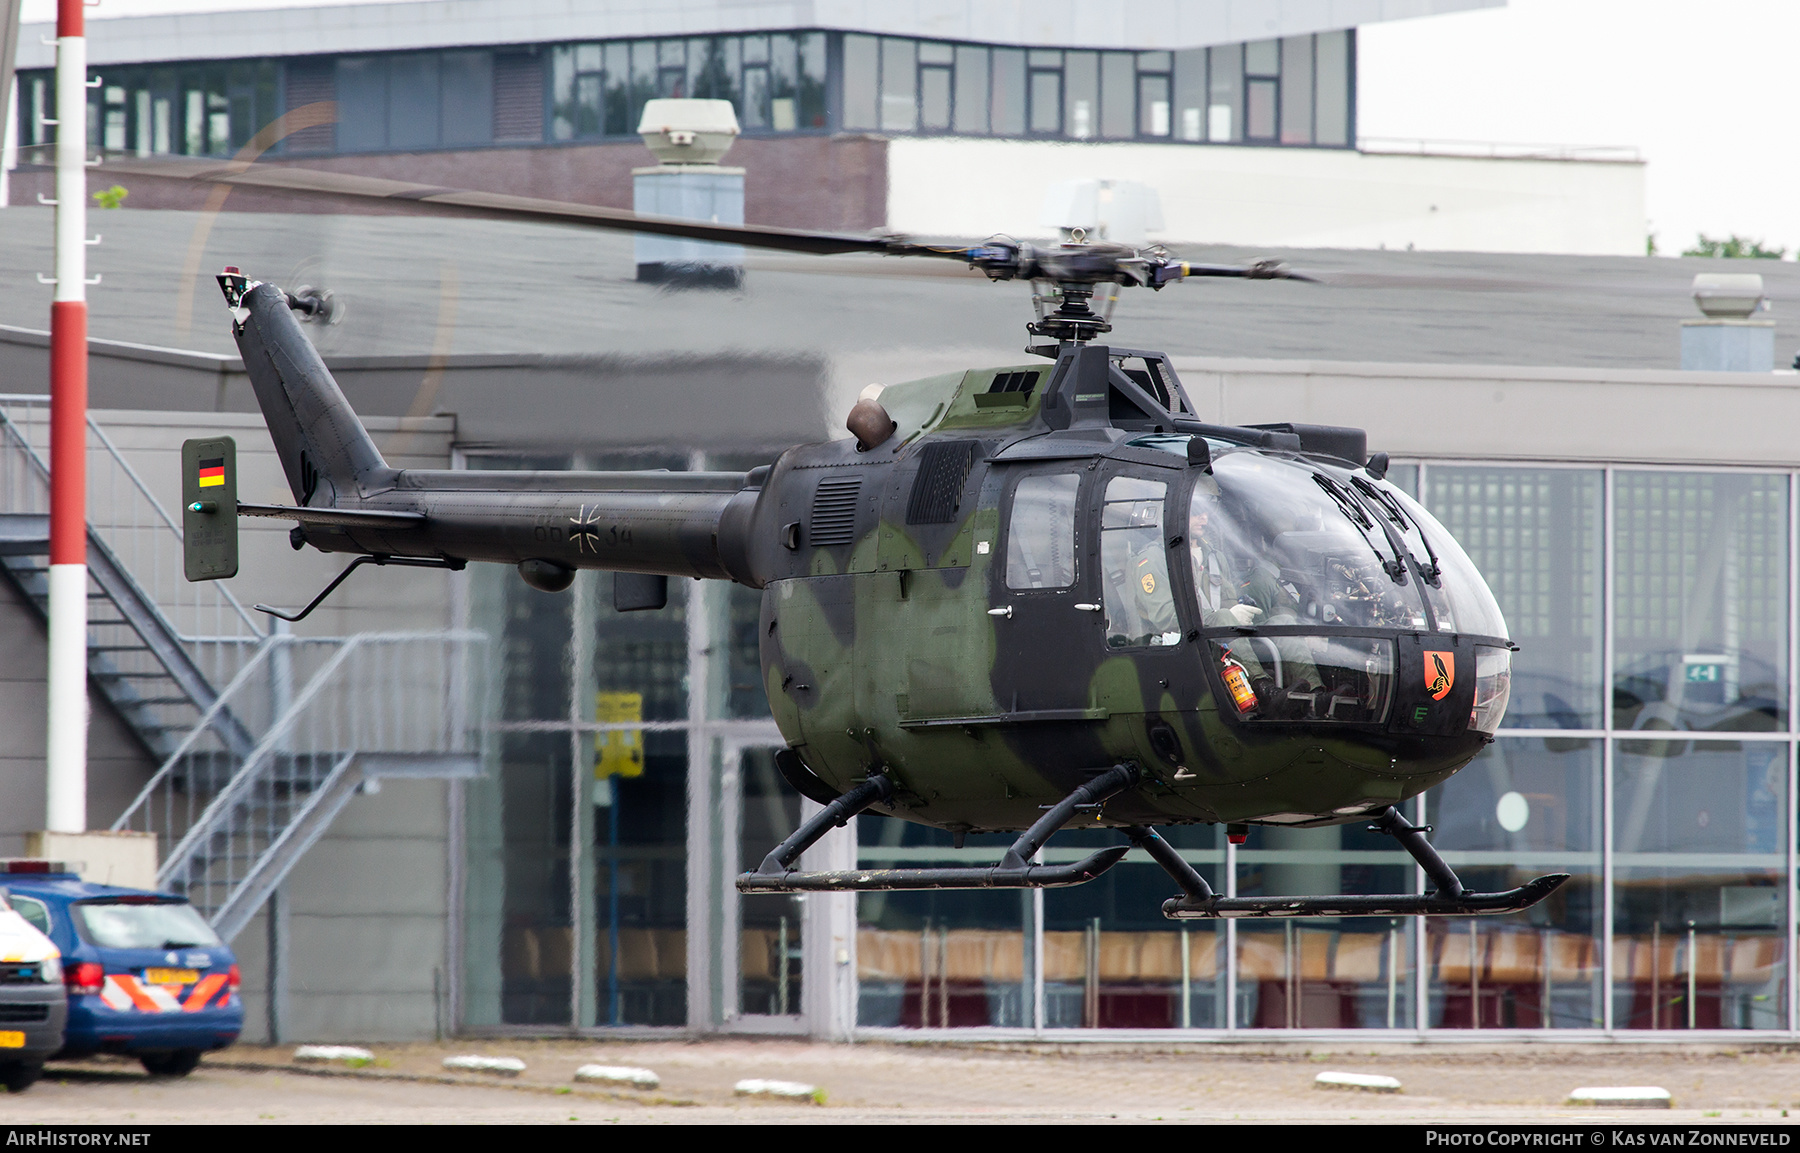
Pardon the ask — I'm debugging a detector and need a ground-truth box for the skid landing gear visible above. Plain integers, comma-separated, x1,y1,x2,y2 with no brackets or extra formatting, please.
736,764,1139,893
1155,805,1569,920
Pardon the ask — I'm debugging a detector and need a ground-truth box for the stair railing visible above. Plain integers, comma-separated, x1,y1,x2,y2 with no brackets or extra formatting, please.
129,630,489,925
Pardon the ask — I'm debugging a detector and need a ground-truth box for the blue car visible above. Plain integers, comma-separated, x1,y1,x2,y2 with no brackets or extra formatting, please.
0,864,241,1076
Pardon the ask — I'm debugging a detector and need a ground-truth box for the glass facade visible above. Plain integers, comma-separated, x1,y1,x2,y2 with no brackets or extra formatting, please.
454,450,1795,1038
845,464,1794,1035
24,27,1353,157
460,450,782,1032
549,33,828,141
839,30,1350,145
458,448,1800,1037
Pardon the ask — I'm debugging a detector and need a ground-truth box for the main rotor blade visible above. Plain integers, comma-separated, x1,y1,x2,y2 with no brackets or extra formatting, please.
1174,260,1322,284
95,153,975,260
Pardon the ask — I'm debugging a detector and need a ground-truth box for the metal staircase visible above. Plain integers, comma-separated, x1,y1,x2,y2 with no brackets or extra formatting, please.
0,396,489,939
0,396,266,762
114,630,487,940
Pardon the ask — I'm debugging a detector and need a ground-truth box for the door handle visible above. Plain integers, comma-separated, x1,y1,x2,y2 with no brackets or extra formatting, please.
1074,603,1101,612
987,606,1013,619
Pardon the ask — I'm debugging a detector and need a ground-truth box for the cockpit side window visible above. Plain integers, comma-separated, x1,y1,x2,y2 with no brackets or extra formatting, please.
1100,476,1179,647
1188,482,1298,629
1005,473,1080,590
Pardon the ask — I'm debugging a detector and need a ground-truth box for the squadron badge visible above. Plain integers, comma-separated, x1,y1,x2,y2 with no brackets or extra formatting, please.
1424,650,1454,700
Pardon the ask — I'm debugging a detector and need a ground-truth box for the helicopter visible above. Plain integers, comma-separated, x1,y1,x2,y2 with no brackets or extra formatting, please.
140,153,1569,922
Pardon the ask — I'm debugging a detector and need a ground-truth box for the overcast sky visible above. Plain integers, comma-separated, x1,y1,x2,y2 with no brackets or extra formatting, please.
23,0,1799,258
1361,0,1799,258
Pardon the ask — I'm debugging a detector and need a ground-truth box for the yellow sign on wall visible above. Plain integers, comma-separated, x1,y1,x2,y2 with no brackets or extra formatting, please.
595,691,644,779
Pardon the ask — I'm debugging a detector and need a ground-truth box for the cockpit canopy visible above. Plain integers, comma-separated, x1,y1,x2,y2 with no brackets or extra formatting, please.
1181,447,1507,639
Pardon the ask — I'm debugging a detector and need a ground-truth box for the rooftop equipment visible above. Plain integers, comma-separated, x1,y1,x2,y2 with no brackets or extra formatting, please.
1681,273,1774,372
633,99,745,287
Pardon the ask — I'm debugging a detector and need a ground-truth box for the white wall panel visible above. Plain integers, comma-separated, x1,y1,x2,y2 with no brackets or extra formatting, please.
887,137,1646,256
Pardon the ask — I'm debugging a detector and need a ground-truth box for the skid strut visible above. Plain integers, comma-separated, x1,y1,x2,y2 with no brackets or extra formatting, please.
736,763,1140,893
1156,805,1570,920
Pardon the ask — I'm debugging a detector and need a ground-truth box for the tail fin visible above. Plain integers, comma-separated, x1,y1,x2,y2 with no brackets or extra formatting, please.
221,271,395,505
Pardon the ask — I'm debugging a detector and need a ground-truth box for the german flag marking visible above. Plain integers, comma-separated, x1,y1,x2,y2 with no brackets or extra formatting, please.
198,456,225,488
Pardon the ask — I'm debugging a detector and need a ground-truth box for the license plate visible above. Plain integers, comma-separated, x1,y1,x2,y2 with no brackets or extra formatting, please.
0,1031,23,1048
145,968,199,985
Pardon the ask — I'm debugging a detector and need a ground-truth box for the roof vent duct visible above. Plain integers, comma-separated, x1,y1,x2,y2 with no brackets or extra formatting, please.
1682,273,1774,372
637,98,741,166
1692,273,1767,319
634,99,745,287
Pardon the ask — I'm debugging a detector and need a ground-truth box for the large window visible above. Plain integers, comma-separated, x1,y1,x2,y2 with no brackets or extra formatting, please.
839,30,1353,147
22,59,279,158
1427,468,1604,729
336,50,495,152
549,33,827,141
459,447,1800,1037
462,449,757,1032
1412,463,1793,1034
23,27,1354,160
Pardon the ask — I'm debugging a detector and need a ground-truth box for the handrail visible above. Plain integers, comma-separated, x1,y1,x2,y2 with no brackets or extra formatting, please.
142,628,488,889
84,411,265,637
156,636,369,883
0,394,267,641
0,395,488,926
107,632,293,832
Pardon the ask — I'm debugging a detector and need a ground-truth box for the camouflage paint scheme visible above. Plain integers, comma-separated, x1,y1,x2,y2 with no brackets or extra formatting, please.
753,357,1497,836
224,276,1506,840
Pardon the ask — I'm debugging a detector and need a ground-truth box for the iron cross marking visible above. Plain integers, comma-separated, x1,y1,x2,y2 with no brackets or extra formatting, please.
570,504,604,552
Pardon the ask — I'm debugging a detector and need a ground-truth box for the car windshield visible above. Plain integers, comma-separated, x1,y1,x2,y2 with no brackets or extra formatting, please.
75,901,221,950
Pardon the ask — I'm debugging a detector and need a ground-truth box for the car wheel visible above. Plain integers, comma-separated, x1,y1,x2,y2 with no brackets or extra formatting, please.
140,1050,202,1077
0,1062,43,1093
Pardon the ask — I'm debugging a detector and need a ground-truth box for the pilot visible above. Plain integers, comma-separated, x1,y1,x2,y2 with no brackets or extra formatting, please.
1189,492,1322,714
1188,496,1287,627
1113,503,1180,643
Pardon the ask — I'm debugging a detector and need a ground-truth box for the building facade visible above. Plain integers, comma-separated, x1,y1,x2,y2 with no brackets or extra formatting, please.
454,355,1800,1039
0,230,1795,1040
5,0,1647,254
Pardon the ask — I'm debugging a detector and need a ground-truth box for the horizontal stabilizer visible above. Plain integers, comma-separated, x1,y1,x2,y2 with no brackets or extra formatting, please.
238,502,426,530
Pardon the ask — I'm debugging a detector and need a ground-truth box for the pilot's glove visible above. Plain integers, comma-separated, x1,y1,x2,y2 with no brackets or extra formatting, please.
1223,603,1264,627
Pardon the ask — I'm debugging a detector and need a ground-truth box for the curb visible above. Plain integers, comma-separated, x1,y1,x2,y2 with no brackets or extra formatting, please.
202,1059,701,1107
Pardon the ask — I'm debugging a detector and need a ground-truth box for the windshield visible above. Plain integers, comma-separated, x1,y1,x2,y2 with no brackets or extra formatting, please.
1386,487,1509,638
75,901,221,950
1195,453,1428,630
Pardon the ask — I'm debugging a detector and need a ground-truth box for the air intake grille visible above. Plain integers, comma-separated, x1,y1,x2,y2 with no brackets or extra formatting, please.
809,477,862,547
906,441,977,525
0,963,41,985
986,371,1039,395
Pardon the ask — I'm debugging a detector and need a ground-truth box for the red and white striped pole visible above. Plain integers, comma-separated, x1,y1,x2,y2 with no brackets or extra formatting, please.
45,0,88,833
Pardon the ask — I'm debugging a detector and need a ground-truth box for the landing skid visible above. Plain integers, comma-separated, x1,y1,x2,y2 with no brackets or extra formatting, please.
735,765,1568,920
736,764,1139,894
1156,806,1570,920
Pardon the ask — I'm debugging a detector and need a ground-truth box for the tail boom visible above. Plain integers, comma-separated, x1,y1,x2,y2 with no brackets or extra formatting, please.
225,270,763,585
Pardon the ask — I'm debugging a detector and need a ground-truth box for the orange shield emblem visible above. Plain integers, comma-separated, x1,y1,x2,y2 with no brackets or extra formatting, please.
1424,651,1454,700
